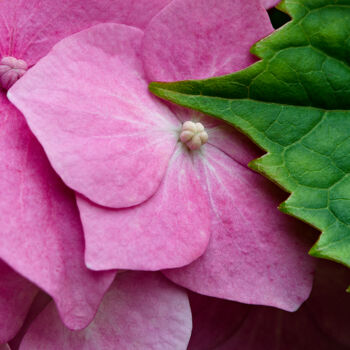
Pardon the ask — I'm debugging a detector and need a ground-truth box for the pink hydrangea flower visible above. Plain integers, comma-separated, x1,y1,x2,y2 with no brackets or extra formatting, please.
10,0,315,314
0,0,173,342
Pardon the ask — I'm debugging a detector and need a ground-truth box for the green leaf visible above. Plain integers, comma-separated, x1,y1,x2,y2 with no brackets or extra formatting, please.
149,0,350,270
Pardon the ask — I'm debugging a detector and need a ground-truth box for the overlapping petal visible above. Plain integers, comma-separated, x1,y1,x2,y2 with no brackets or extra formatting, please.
0,96,115,330
0,0,172,65
20,272,192,350
78,144,210,271
142,0,273,82
165,145,315,311
9,24,178,208
0,261,37,343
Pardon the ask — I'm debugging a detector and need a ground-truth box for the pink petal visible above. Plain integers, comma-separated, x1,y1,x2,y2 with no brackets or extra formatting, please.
0,96,115,330
0,0,172,65
142,0,273,82
261,0,280,9
78,144,210,271
165,145,315,311
188,262,350,350
9,24,179,208
0,261,37,343
0,345,10,350
20,272,192,350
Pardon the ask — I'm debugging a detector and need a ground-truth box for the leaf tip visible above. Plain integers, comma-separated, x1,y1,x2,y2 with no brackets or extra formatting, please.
148,81,164,95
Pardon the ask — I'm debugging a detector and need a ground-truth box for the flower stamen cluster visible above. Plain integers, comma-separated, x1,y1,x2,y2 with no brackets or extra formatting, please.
180,121,208,150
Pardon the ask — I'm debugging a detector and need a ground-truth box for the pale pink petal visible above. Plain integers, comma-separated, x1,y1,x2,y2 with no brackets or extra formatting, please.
188,262,350,350
9,24,179,208
165,145,315,311
78,144,210,271
0,0,172,65
262,0,280,9
0,96,115,330
0,261,37,343
143,0,273,82
20,272,192,350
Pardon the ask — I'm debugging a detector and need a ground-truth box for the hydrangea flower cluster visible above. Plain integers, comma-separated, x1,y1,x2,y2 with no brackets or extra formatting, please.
0,0,346,349
8,0,315,311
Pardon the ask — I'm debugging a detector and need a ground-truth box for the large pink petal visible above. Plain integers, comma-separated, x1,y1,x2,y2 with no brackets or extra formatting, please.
78,144,210,271
165,145,315,311
20,272,192,350
9,24,178,208
143,0,273,82
0,261,37,343
0,345,10,350
0,96,115,330
188,262,350,350
0,0,172,65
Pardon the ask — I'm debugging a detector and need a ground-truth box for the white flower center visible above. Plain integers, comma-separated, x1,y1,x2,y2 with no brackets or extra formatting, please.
0,56,28,90
180,121,208,150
